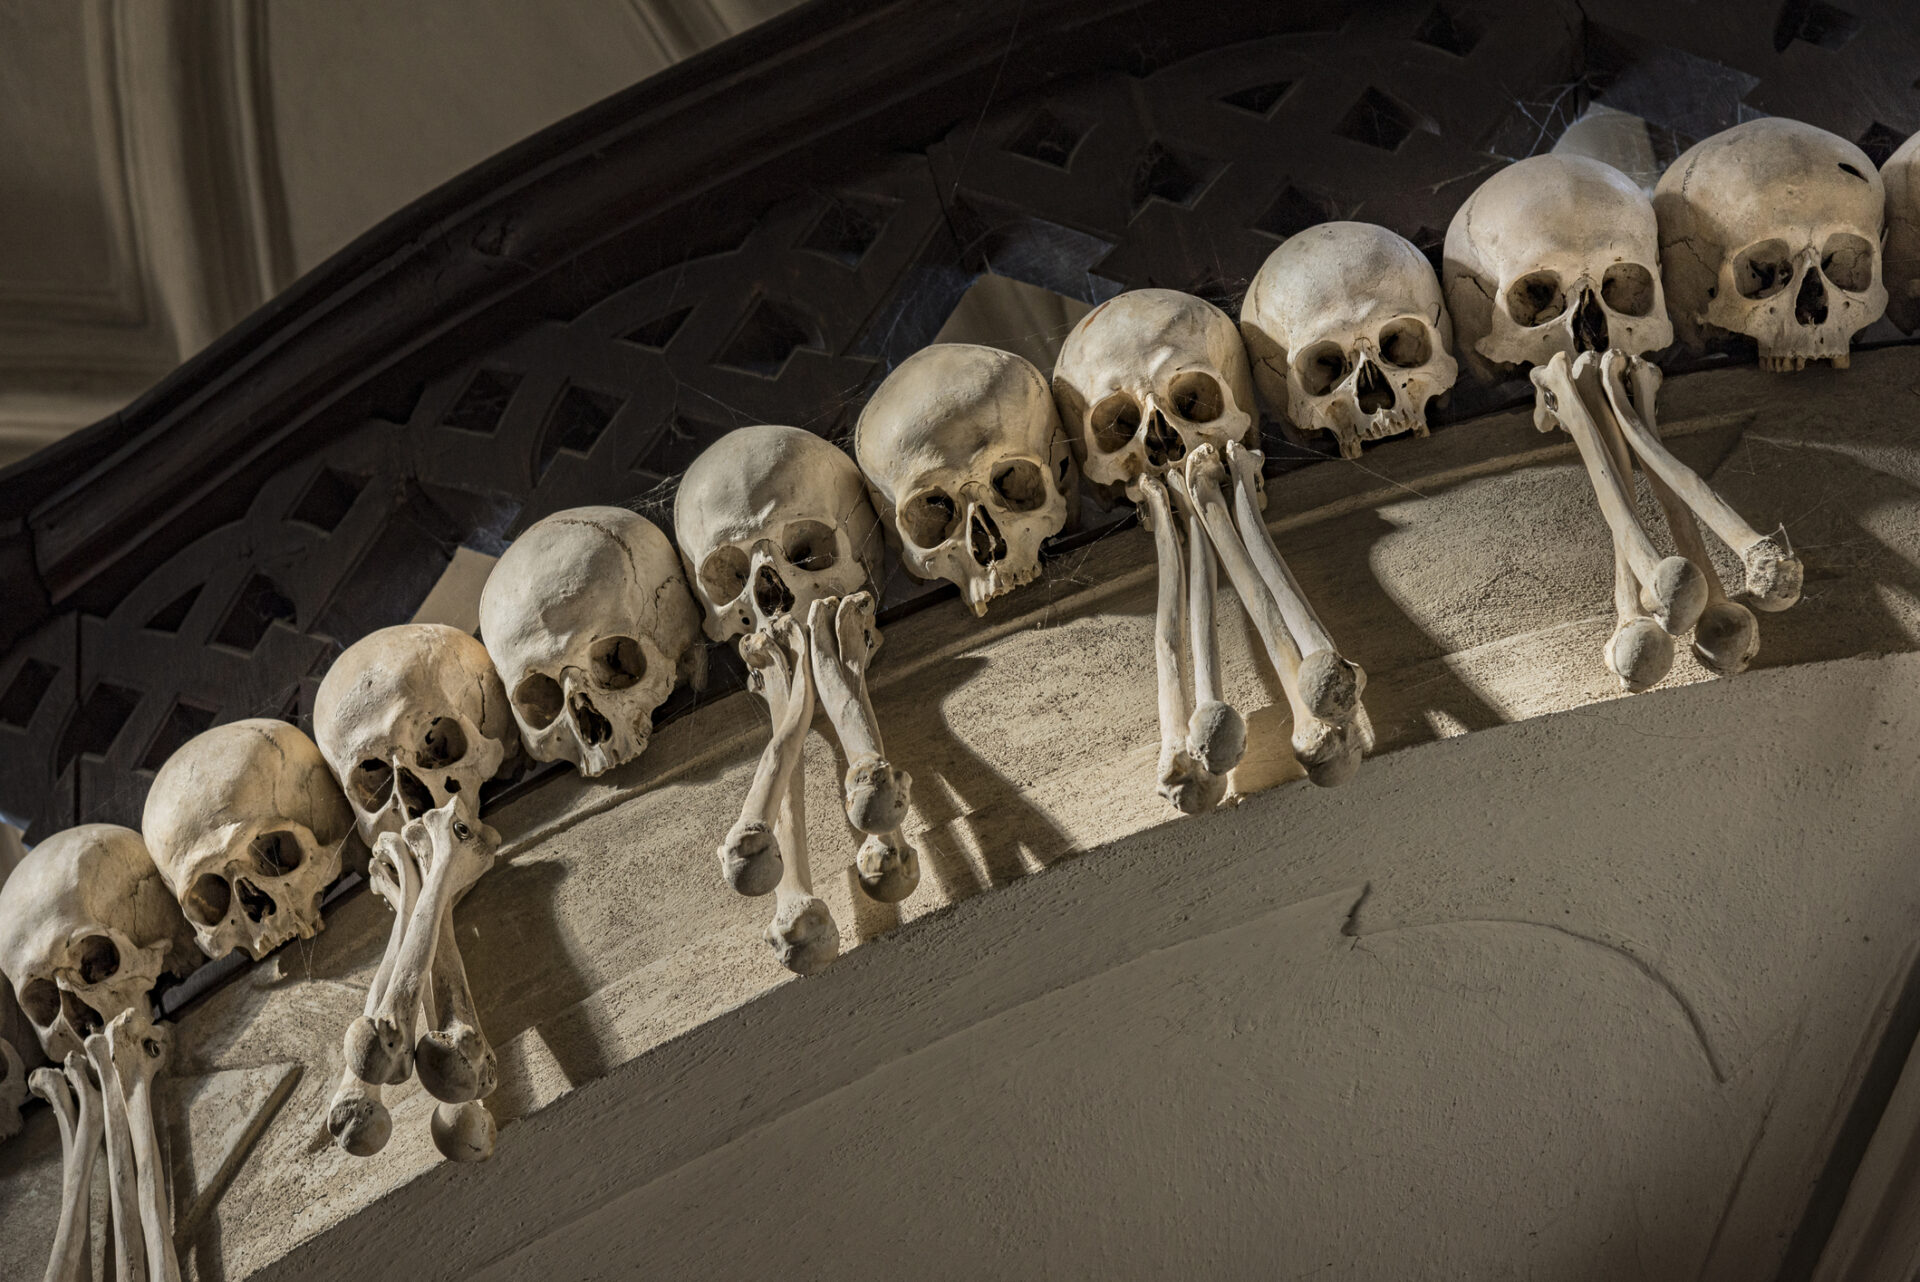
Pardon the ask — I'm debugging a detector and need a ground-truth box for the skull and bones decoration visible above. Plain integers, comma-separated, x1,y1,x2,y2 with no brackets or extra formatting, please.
144,718,354,961
854,343,1075,616
675,424,914,975
480,506,705,777
1239,221,1459,459
313,623,516,1162
1655,117,1887,372
0,824,198,1282
1445,152,1802,690
1051,288,1366,808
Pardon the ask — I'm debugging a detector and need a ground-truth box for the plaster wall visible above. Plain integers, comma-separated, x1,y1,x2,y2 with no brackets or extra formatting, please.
1,348,1918,1277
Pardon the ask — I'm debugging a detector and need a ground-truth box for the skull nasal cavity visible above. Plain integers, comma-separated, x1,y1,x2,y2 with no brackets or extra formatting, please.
394,767,434,818
1355,361,1397,414
969,505,1009,566
1144,409,1187,468
571,690,614,746
754,564,796,618
418,717,468,769
1795,270,1829,326
61,989,102,1037
235,877,277,924
1572,289,1609,354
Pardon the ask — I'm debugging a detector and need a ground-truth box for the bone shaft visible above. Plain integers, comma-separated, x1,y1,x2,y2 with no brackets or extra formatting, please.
1223,443,1341,658
772,656,814,900
85,1037,146,1282
427,911,485,1045
1610,369,1726,601
365,838,419,1017
374,823,474,1049
736,630,812,834
1600,357,1769,554
1183,495,1222,708
36,1064,98,1282
1537,359,1666,588
1138,477,1193,753
123,1066,181,1282
808,606,885,765
1184,462,1311,720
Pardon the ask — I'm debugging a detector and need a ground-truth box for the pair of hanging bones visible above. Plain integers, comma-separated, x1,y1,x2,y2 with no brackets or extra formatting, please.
0,825,200,1282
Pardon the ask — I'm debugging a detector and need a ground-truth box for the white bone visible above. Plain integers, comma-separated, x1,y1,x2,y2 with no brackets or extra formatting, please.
1241,221,1458,457
480,507,704,777
415,912,495,1105
855,344,1074,614
1223,442,1364,726
1183,489,1245,778
346,801,498,1089
1596,351,1802,611
99,1016,178,1282
328,832,416,1156
1586,376,1678,692
1136,475,1220,814
716,627,814,897
85,1027,145,1282
29,1053,101,1282
430,1098,497,1163
754,621,839,975
313,623,518,848
1176,447,1358,786
1654,118,1886,370
145,719,353,962
1531,353,1708,636
807,593,911,841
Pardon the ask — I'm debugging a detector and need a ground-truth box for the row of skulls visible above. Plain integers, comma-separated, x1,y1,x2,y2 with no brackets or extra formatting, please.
0,115,1899,1211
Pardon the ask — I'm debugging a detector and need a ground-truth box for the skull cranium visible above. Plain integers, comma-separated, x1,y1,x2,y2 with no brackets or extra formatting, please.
1050,289,1257,495
855,344,1075,615
0,825,195,1061
673,425,883,642
1444,153,1673,380
313,623,518,843
1241,221,1459,457
144,719,354,961
480,507,704,776
1653,117,1886,370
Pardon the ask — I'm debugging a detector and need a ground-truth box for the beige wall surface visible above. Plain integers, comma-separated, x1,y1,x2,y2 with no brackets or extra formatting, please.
1,346,1919,1277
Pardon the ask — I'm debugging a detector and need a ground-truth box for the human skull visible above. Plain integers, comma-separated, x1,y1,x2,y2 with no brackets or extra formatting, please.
1050,289,1257,494
673,425,883,643
1882,128,1920,333
854,344,1075,615
0,825,195,1061
1444,154,1673,380
144,719,354,960
314,623,518,843
1241,221,1459,457
480,507,704,776
1654,117,1886,370
0,826,43,1142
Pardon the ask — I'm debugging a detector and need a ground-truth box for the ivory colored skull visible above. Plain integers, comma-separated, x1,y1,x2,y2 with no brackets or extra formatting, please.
314,623,518,842
0,827,41,1142
1444,154,1673,380
144,719,354,960
0,825,195,1061
480,507,704,776
1882,129,1920,333
1241,222,1459,457
1051,289,1257,493
674,425,883,642
855,344,1074,615
1654,118,1886,369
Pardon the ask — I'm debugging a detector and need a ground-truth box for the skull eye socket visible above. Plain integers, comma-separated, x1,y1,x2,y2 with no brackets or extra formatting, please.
1377,319,1433,369
1167,371,1224,423
782,520,839,572
1505,271,1567,327
1089,393,1142,453
184,873,233,928
76,934,119,985
417,717,468,770
515,673,563,729
350,759,393,811
1820,233,1875,292
590,635,647,689
1296,342,1351,396
249,829,304,876
899,490,959,547
1600,264,1656,318
1732,239,1794,299
19,978,58,1026
991,460,1050,512
699,546,750,604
